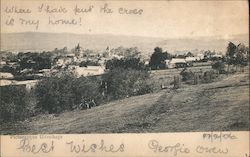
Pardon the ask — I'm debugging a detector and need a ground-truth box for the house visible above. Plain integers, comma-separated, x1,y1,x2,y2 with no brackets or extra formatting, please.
0,79,39,91
175,51,187,58
39,69,51,73
111,54,124,59
165,59,171,66
20,68,33,74
185,57,197,62
0,61,6,65
167,58,187,68
175,51,194,58
55,55,76,67
196,53,205,60
70,66,106,77
97,58,106,66
7,62,19,68
12,80,39,91
211,54,223,58
185,57,197,66
0,79,13,86
0,72,14,79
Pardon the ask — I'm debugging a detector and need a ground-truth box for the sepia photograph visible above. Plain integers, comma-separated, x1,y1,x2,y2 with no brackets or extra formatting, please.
0,0,249,136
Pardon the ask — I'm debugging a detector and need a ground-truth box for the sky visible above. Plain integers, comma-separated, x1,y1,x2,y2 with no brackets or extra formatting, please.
1,0,249,39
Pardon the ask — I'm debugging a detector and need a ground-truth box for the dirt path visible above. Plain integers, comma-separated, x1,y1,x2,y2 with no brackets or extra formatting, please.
115,90,175,132
139,72,249,132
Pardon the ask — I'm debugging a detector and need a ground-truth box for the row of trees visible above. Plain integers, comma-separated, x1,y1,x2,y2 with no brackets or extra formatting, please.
35,57,153,114
0,57,154,121
212,42,249,73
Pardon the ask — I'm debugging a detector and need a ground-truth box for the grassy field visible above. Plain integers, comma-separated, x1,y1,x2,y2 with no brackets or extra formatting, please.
150,65,213,90
0,69,249,134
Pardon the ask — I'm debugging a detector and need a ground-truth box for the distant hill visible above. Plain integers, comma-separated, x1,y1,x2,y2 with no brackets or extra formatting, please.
1,32,248,55
158,34,249,54
0,32,163,53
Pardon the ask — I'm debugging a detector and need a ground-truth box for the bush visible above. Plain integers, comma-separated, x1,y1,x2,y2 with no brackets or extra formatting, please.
35,74,103,114
202,70,218,83
149,47,171,70
35,75,75,114
212,61,226,74
0,86,28,123
17,52,52,71
105,57,146,70
180,69,195,82
180,68,219,84
0,65,16,74
71,76,103,107
102,68,153,100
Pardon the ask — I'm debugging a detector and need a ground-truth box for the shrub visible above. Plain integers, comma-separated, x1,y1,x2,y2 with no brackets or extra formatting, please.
0,85,28,123
212,61,226,74
35,74,103,114
202,70,218,83
0,65,16,74
102,68,153,100
17,52,52,71
35,74,75,114
180,69,195,82
71,76,103,107
105,57,146,70
149,47,171,70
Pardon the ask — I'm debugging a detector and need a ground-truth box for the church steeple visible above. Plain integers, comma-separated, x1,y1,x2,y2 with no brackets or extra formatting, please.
76,43,81,52
106,46,110,57
75,43,81,56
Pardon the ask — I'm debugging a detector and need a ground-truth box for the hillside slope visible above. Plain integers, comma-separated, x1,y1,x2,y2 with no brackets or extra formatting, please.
1,70,249,134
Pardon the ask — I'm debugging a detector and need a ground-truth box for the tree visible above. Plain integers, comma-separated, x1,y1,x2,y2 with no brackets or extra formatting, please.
17,52,52,71
62,47,68,53
71,77,103,107
225,42,249,72
203,50,215,61
226,42,237,72
102,68,152,100
105,57,146,70
35,74,75,114
212,61,225,74
235,44,249,70
149,47,170,70
0,86,28,122
226,42,237,58
35,73,103,114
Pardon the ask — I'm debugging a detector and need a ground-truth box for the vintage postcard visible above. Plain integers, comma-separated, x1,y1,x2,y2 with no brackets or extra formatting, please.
0,0,249,157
